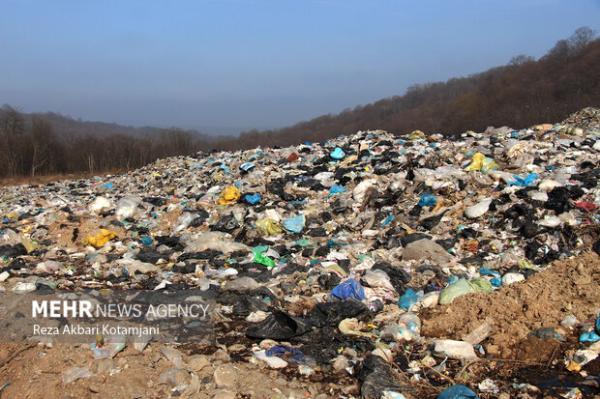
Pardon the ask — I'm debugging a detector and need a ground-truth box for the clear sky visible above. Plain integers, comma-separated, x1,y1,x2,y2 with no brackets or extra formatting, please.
1,0,599,134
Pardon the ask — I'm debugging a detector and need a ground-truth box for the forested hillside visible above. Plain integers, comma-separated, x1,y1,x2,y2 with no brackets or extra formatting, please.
229,27,600,148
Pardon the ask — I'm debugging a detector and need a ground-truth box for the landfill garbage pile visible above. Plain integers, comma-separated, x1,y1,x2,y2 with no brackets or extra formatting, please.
562,107,600,132
1,107,600,398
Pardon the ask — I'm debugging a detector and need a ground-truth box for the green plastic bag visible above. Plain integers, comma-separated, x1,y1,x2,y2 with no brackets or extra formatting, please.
439,278,492,305
252,247,276,268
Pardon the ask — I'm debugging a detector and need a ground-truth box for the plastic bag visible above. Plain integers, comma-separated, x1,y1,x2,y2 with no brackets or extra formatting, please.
509,173,538,187
175,212,196,232
252,246,277,268
183,231,250,254
329,184,346,196
256,218,283,236
383,312,421,341
408,130,426,140
115,196,140,220
574,201,597,212
246,310,309,340
283,214,305,234
358,355,405,399
0,243,27,258
139,235,153,246
85,229,117,249
330,147,346,160
437,384,479,399
331,279,366,301
418,194,437,207
398,288,420,310
579,331,600,343
89,196,113,214
439,278,492,305
464,198,492,219
465,152,497,173
63,367,93,384
265,345,305,363
239,162,255,172
217,185,241,205
243,193,261,205
307,299,369,327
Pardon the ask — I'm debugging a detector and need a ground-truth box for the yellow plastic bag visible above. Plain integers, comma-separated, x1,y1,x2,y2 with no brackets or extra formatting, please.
85,229,117,249
465,152,497,173
5,212,18,222
255,218,283,236
566,360,581,372
217,186,241,205
409,130,426,140
20,236,38,253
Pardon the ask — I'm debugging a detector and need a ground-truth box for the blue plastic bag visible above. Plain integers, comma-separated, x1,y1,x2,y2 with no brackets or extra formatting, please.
289,198,306,207
479,267,500,278
265,345,305,362
437,384,479,399
479,267,501,288
509,173,538,187
398,288,420,310
331,279,366,301
596,316,600,334
330,147,346,160
239,162,255,172
329,184,346,196
243,193,261,205
327,239,343,248
283,214,305,233
418,194,437,207
139,235,153,246
579,331,600,343
381,214,395,226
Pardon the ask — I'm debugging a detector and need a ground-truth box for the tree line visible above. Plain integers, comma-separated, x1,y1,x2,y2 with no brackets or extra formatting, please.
1,27,598,179
0,109,204,178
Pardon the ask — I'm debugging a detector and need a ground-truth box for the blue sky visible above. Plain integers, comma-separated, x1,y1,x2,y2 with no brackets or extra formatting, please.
1,0,599,133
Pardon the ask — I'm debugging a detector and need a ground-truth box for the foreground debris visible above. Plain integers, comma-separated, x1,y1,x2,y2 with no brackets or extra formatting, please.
1,108,600,398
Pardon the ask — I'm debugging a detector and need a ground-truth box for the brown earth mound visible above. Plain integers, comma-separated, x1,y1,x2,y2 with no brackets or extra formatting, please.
422,252,600,358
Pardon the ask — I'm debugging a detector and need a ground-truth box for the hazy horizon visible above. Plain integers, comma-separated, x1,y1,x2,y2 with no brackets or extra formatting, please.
1,0,599,135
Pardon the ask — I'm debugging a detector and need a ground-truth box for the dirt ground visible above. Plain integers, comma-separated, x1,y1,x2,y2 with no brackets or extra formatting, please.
422,251,600,359
0,252,599,398
0,342,337,399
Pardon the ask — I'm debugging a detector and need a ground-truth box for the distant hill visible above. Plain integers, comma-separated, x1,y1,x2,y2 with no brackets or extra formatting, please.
221,27,599,149
0,110,208,140
0,107,212,178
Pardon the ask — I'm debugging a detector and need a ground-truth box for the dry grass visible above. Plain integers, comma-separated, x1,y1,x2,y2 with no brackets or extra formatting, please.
0,169,126,188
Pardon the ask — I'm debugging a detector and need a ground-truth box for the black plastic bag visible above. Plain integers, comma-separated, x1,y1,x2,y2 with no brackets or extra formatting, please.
358,355,406,399
246,310,310,340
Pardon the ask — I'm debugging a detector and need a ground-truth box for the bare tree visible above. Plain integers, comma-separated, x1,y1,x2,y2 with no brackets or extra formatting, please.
509,54,534,66
30,117,55,176
0,105,26,176
568,26,596,52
